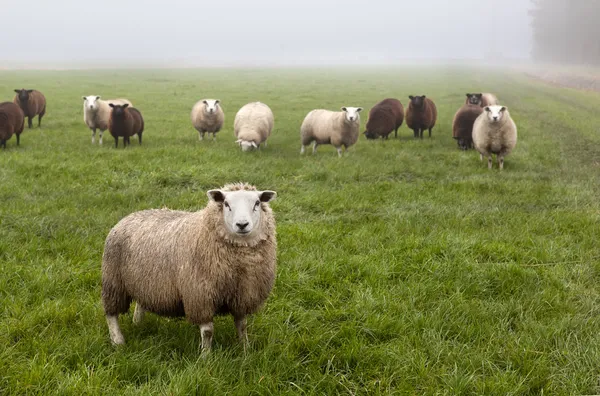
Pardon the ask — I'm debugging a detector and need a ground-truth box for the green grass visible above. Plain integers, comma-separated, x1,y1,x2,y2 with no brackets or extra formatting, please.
1,67,600,395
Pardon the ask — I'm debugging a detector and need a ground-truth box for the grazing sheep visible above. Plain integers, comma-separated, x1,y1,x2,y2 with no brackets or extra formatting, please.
472,105,517,169
406,95,437,139
101,182,278,353
300,107,362,157
83,96,133,145
191,99,224,141
452,104,484,150
108,104,144,148
0,102,25,149
465,93,499,107
13,89,46,129
234,102,274,151
363,98,404,140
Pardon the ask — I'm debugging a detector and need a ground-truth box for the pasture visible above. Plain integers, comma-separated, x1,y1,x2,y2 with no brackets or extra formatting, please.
1,67,599,394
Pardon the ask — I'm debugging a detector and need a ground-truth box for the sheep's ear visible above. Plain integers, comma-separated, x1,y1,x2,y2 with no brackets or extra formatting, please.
341,107,347,112
500,106,506,112
122,103,129,108
27,90,33,93
251,141,258,148
408,95,414,100
259,191,277,202
484,106,491,112
465,93,471,97
202,100,208,105
356,107,363,112
215,100,220,105
109,103,115,108
96,96,101,100
421,95,426,99
207,190,226,203
82,96,87,100
14,89,20,94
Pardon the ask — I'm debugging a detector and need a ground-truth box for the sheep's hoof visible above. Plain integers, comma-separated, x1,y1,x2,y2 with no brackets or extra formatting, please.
111,336,125,346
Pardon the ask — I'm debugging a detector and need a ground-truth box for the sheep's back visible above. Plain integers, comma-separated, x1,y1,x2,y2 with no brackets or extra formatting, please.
366,104,399,137
234,103,273,142
452,104,483,139
0,102,24,140
481,93,498,107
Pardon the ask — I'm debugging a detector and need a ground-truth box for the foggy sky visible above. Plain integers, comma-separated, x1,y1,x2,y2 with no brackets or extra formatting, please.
0,0,532,67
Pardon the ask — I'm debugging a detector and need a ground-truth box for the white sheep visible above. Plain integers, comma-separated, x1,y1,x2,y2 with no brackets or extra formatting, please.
101,182,277,353
191,99,224,141
472,105,518,169
300,107,362,157
234,102,274,151
82,96,132,145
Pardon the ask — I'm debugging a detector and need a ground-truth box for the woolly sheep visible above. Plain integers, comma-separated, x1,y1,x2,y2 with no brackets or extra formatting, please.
83,96,133,145
452,104,483,150
363,98,404,140
472,105,517,169
101,182,278,353
0,102,25,149
465,93,499,107
191,99,224,141
300,107,362,157
13,89,46,129
108,104,144,148
406,95,437,139
234,102,274,151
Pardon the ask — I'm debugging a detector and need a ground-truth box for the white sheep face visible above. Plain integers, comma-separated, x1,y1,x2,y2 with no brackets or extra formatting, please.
484,105,506,123
203,99,220,115
236,139,258,151
207,189,277,236
341,107,363,123
83,95,101,111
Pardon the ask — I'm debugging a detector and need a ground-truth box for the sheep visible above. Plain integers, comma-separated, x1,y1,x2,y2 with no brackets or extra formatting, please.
452,104,484,150
13,89,46,129
300,107,362,157
234,102,274,151
0,102,25,149
82,96,133,145
363,98,404,140
465,93,499,107
101,182,278,353
405,95,437,139
472,105,517,169
191,99,224,141
108,104,144,148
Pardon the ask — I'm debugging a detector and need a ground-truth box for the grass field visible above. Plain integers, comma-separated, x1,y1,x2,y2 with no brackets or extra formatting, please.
1,67,600,395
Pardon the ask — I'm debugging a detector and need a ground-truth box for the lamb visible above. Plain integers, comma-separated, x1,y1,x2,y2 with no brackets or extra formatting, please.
363,98,404,140
191,99,224,141
405,95,437,139
13,89,46,129
108,104,144,148
472,105,517,169
83,96,133,145
452,104,484,150
101,182,278,353
0,102,25,149
300,107,362,157
234,102,274,151
465,93,499,107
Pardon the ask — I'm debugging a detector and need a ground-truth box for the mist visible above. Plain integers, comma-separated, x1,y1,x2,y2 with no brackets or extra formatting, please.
1,0,532,68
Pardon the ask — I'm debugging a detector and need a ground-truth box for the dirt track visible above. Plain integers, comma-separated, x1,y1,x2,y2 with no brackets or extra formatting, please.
525,67,600,92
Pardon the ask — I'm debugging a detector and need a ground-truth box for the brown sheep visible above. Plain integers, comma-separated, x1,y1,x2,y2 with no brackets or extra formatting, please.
452,104,484,150
0,102,25,149
13,89,46,129
108,104,144,148
363,98,404,140
406,95,437,139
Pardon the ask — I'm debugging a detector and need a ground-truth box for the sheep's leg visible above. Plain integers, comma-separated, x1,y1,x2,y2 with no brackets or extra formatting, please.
487,155,493,169
138,132,143,145
1,139,5,149
420,129,424,139
133,303,146,324
413,129,418,138
300,145,305,154
91,128,96,144
114,137,118,148
99,131,103,145
16,134,20,146
336,146,342,157
106,315,125,345
428,127,432,138
38,114,43,127
199,322,214,354
498,155,505,170
28,117,33,129
312,142,318,154
394,128,398,138
235,316,249,352
263,140,267,147
479,153,483,161
199,132,205,141
212,133,216,141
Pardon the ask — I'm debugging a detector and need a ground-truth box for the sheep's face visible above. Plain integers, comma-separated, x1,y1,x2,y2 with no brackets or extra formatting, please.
363,130,378,139
466,93,483,106
83,95,101,111
409,95,426,108
484,105,506,123
109,103,129,118
208,189,277,237
14,89,33,103
203,99,220,115
341,107,362,123
236,139,258,151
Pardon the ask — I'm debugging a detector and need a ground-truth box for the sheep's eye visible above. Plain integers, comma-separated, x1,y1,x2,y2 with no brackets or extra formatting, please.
224,202,230,210
254,200,260,210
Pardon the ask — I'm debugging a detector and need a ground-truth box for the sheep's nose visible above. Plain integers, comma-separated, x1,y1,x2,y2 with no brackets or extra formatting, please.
493,116,498,121
236,221,249,230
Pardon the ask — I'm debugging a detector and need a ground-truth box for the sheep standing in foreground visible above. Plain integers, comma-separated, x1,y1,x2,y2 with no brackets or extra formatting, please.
101,182,278,353
13,89,46,129
0,102,25,149
405,95,437,139
234,102,274,151
191,99,224,141
108,104,144,148
83,96,133,145
452,104,484,150
472,105,517,169
300,107,362,156
465,93,499,107
363,98,404,140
